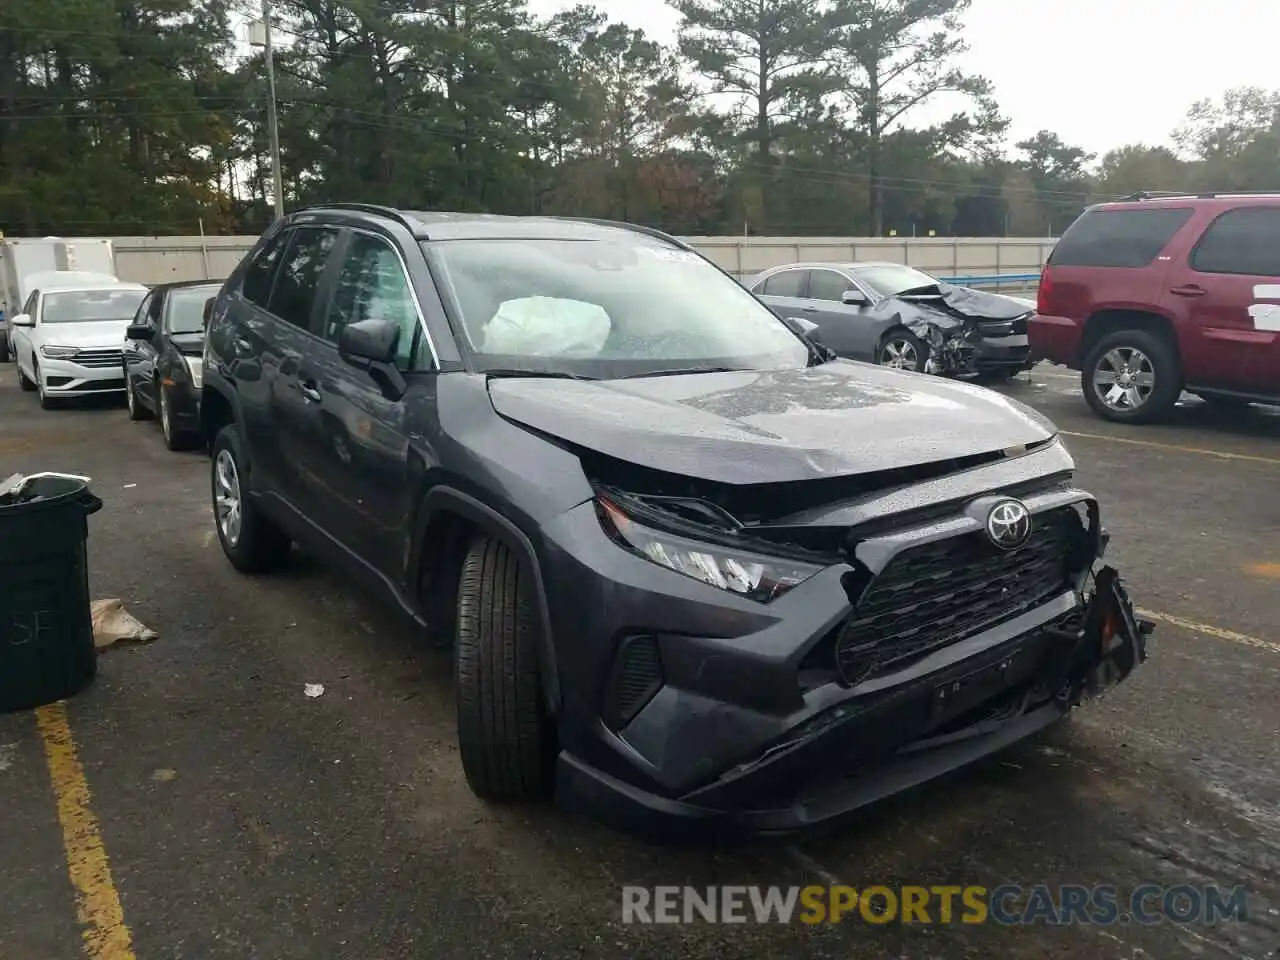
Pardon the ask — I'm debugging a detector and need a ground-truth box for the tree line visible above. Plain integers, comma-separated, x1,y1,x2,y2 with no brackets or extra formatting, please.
2,0,1277,239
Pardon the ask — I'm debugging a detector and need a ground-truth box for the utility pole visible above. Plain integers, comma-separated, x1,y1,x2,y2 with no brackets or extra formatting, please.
252,0,285,220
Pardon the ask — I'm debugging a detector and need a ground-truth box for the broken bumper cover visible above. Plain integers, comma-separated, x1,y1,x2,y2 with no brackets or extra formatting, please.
555,567,1151,840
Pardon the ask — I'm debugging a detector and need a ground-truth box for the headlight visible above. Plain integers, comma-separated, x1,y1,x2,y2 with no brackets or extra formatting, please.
40,344,79,359
183,356,203,389
595,497,824,603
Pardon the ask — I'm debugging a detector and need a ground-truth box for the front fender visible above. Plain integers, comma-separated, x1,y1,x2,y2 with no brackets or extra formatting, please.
411,485,562,714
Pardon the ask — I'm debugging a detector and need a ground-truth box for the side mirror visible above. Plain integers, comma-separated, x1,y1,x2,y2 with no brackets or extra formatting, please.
841,289,868,306
126,323,154,341
783,315,821,339
339,318,399,364
338,318,406,400
10,313,32,327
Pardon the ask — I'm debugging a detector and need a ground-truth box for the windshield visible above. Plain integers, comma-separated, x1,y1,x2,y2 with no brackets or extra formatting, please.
166,285,221,334
424,238,811,378
42,289,145,324
850,264,941,298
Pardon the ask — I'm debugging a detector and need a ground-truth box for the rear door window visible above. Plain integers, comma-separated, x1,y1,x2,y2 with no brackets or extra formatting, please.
763,270,807,297
1049,207,1194,268
242,230,290,308
266,227,340,330
1190,207,1280,276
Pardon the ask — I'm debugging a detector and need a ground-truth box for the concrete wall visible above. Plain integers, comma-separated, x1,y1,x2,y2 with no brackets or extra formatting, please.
91,234,1057,290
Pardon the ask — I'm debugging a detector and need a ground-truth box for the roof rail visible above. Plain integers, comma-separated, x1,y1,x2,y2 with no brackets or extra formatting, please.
299,202,416,229
1118,191,1193,201
1120,190,1280,202
547,216,694,251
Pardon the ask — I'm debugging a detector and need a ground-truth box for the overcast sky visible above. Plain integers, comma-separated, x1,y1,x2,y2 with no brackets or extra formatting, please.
526,0,1271,160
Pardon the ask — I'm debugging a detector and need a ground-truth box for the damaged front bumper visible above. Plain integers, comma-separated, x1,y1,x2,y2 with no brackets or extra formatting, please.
556,563,1152,841
919,323,1033,377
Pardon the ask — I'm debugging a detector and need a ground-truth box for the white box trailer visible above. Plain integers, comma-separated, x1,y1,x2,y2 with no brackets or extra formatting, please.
0,237,117,315
0,237,118,360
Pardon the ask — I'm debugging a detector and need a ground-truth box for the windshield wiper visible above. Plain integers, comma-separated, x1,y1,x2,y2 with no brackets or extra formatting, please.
483,368,596,381
618,365,742,379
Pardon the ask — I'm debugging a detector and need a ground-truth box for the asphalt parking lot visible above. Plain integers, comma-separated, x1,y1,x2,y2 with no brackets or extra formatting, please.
1,364,1277,960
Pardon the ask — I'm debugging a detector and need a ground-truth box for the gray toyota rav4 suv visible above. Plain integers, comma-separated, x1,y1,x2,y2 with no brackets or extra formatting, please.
200,204,1151,839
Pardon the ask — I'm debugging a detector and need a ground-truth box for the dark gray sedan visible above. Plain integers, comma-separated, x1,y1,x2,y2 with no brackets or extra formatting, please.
749,261,1036,380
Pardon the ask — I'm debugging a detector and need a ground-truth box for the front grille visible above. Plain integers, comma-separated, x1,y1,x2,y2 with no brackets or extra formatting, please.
75,349,123,368
835,506,1081,681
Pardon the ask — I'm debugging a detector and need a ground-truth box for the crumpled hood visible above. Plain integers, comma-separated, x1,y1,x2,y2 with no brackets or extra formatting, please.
487,361,1057,484
870,283,1036,331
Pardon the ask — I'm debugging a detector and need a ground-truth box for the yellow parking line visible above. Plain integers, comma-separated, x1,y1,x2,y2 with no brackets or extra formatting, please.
1244,562,1280,580
1061,430,1280,467
35,702,136,960
1137,608,1280,656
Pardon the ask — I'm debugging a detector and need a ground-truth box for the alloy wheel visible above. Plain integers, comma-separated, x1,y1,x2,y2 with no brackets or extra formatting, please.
1092,346,1155,412
880,338,918,370
214,449,243,546
160,387,172,442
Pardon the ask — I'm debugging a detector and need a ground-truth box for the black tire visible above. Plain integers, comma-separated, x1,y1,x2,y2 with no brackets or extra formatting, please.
17,361,35,391
159,382,198,451
1081,329,1181,424
454,535,552,802
877,329,928,372
125,370,151,421
210,423,291,574
0,336,9,363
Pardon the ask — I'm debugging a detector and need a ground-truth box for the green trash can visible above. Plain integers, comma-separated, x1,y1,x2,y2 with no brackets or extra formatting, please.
0,473,103,713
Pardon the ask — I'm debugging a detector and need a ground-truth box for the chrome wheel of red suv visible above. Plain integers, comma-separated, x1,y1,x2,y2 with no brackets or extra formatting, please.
1082,329,1182,423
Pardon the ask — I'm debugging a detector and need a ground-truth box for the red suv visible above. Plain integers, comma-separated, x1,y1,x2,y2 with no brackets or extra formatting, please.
1030,193,1280,422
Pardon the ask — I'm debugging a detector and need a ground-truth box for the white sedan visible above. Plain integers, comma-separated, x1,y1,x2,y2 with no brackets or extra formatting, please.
10,282,149,408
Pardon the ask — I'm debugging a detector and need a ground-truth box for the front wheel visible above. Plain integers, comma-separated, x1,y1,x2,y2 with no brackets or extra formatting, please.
1082,329,1181,424
210,424,292,573
35,364,58,410
17,359,35,391
159,384,198,451
454,535,553,802
877,330,928,372
126,370,150,421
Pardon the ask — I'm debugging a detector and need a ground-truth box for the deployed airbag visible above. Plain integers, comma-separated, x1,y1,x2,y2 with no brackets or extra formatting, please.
480,296,611,357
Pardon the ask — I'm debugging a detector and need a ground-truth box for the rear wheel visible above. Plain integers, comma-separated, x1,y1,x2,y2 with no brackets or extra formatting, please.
1082,329,1181,423
454,535,553,802
0,336,9,363
210,423,292,573
877,329,927,372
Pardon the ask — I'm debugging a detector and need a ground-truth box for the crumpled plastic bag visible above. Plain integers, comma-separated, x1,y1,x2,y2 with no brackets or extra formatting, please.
480,296,611,357
91,599,158,650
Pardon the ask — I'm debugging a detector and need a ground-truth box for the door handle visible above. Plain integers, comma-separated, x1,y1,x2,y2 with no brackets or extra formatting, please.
299,379,322,403
801,305,818,312
1170,284,1207,297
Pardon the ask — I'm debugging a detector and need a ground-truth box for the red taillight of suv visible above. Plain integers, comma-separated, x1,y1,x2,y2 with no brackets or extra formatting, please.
1036,266,1054,315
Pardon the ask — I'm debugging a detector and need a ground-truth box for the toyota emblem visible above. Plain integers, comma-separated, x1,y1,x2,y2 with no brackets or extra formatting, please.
986,499,1033,550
